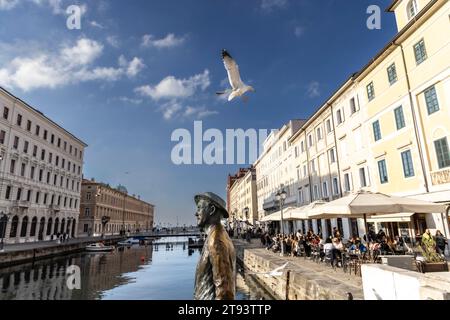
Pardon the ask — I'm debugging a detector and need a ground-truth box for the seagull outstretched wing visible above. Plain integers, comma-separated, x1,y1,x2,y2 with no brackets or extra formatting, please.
222,49,244,91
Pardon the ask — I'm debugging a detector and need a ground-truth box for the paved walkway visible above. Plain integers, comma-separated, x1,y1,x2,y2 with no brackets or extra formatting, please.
234,239,364,299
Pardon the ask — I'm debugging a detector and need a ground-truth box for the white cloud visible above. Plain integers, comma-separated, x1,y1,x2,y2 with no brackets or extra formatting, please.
90,21,105,29
184,106,218,119
106,35,120,48
160,100,183,120
117,96,143,105
294,26,305,38
126,57,145,77
261,0,288,11
135,70,210,101
307,81,320,98
141,33,185,49
0,0,19,10
0,38,144,91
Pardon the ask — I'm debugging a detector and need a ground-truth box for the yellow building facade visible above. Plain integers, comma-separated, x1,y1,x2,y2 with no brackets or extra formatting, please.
250,0,450,243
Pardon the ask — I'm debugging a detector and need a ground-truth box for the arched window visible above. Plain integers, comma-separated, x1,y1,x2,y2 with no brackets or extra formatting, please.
0,215,8,238
47,218,53,236
407,0,418,20
38,218,45,240
20,216,29,237
9,216,19,238
54,218,59,235
60,219,66,234
30,217,37,237
71,219,76,238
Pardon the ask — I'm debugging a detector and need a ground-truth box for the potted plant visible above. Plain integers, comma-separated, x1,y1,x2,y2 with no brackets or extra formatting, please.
414,244,448,273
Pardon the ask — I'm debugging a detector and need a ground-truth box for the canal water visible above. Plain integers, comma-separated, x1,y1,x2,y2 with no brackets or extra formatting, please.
0,237,273,300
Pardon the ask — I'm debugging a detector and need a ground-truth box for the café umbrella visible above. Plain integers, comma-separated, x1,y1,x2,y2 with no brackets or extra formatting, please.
307,190,447,236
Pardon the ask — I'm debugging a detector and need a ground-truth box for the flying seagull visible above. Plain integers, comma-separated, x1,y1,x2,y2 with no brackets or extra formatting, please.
217,49,255,102
247,262,289,278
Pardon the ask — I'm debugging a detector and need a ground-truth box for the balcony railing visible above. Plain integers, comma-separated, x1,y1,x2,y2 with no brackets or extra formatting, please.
12,200,31,209
48,204,61,212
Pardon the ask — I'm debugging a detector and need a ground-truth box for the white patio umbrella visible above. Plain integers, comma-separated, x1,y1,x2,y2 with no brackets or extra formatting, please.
260,207,296,222
308,190,447,236
285,201,327,220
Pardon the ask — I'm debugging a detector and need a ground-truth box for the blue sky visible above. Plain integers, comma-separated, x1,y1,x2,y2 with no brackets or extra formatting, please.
0,0,397,226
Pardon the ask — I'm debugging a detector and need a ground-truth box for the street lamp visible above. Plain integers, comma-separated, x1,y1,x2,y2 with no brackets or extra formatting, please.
0,211,10,252
275,189,287,256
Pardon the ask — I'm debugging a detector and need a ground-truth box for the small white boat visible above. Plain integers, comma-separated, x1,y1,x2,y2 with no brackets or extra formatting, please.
86,243,115,252
117,238,140,246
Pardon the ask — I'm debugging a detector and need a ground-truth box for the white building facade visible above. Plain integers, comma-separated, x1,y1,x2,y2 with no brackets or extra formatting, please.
0,87,87,244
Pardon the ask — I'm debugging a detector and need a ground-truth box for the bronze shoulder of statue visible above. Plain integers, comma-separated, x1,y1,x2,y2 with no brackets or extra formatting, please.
193,192,236,300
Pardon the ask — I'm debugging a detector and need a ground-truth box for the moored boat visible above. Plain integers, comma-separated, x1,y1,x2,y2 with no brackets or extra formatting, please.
86,243,115,252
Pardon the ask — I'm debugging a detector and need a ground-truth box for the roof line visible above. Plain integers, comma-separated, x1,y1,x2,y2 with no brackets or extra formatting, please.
0,86,88,147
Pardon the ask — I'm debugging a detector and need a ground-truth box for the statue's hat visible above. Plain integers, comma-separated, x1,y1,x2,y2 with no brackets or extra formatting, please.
194,192,229,218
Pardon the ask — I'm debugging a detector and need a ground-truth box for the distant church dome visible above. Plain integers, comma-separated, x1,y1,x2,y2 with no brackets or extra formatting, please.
117,185,128,194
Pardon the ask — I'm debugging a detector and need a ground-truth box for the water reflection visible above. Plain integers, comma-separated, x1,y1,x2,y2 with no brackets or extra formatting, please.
0,237,273,300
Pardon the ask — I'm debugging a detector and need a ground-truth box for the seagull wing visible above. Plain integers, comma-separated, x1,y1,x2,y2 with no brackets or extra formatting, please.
272,262,289,273
222,50,244,90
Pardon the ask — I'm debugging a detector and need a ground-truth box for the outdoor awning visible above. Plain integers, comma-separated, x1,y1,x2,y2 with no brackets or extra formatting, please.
367,213,415,223
285,201,327,220
260,207,296,222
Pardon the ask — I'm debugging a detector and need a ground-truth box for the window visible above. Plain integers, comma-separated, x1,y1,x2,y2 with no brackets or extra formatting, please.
316,127,322,141
367,82,375,101
85,208,91,217
35,192,40,204
46,172,50,184
41,149,45,161
332,177,339,195
43,193,47,205
299,188,304,204
344,173,351,192
53,174,57,185
311,159,316,173
378,159,389,184
69,145,72,153
62,158,65,168
424,86,439,115
434,137,450,169
294,146,299,158
27,189,31,202
16,187,22,201
43,130,48,140
86,192,91,200
10,159,15,174
56,156,59,166
407,0,418,20
313,185,319,200
48,152,53,164
326,119,332,133
373,120,381,141
13,136,19,149
60,176,63,187
64,197,67,207
20,163,26,176
26,120,31,131
350,97,358,114
301,141,305,153
283,141,287,152
303,165,307,178
57,138,61,148
387,63,398,85
394,106,405,130
30,166,35,180
308,135,313,147
359,167,367,187
329,148,336,163
23,140,29,153
51,134,55,144
79,151,83,159
78,166,81,175
336,109,343,125
16,114,22,126
5,186,11,200
0,130,5,144
3,107,9,120
39,169,43,182
35,125,40,136
401,150,415,178
84,224,89,233
414,39,427,65
33,145,37,157
322,181,328,198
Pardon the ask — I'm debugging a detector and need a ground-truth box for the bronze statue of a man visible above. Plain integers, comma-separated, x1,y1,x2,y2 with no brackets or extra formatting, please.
194,192,236,300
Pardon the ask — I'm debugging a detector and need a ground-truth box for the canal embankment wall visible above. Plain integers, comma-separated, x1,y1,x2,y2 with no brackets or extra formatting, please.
234,240,364,300
0,237,122,268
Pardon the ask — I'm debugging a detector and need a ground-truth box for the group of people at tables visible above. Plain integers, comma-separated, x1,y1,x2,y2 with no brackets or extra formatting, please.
260,227,412,268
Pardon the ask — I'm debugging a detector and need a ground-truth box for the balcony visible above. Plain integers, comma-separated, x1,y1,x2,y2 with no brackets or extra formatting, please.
12,200,31,209
48,204,61,213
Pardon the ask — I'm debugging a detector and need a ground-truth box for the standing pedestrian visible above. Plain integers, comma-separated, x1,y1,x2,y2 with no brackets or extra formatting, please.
435,230,447,255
